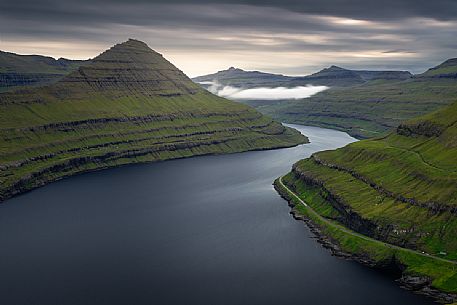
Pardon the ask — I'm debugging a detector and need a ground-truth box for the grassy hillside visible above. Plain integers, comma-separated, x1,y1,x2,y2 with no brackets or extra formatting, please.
0,50,88,92
0,39,306,202
260,65,457,138
420,58,457,78
278,101,457,300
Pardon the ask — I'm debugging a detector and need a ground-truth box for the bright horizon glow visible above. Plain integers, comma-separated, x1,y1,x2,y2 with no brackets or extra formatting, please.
0,6,453,77
0,41,425,77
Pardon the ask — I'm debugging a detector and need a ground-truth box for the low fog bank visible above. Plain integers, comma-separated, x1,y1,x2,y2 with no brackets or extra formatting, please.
200,81,328,100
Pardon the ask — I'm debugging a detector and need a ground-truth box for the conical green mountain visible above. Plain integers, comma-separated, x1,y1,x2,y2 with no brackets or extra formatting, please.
0,39,305,201
58,39,197,94
279,101,457,299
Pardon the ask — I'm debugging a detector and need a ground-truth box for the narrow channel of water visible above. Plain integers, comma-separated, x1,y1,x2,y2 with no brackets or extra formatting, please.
0,125,435,305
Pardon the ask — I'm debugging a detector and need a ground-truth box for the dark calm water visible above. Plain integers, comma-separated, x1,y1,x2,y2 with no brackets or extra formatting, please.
0,125,435,305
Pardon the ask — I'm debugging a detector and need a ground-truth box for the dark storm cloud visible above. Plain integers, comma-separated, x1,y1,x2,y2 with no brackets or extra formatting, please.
0,0,456,76
2,0,456,20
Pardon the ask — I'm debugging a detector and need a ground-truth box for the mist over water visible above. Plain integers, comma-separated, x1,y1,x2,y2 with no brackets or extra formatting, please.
200,81,328,100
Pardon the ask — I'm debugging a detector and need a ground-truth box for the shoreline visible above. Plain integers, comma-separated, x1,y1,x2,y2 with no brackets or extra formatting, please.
274,178,457,304
0,134,307,204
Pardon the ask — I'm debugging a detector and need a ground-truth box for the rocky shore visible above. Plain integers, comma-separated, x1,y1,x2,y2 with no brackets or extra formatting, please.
274,181,457,304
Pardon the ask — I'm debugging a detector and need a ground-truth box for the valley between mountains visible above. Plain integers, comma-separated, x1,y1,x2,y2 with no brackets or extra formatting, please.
196,57,457,303
1,38,457,304
195,60,457,139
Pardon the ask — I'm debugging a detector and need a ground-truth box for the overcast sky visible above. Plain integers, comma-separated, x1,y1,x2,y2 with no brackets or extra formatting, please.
1,0,456,77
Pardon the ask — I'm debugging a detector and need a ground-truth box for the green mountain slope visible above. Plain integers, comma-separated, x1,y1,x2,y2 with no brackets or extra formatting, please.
0,50,88,92
0,39,306,202
419,58,457,78
261,59,457,139
279,101,457,300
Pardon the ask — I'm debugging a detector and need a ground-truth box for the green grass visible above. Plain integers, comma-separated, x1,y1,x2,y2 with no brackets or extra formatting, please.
0,39,306,202
0,50,88,91
275,101,457,298
420,58,457,77
258,76,457,139
275,176,457,295
194,59,457,139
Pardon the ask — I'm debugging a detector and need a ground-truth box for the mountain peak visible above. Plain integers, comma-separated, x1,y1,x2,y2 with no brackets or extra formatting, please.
114,39,154,52
302,64,364,86
327,65,346,71
309,65,355,76
96,39,162,61
127,38,147,44
226,66,244,72
58,39,199,95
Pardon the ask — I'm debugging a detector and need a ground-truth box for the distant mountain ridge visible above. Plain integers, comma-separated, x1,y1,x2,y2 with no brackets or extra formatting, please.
260,57,457,138
193,67,294,88
293,65,365,86
0,39,305,202
0,50,89,91
193,65,413,88
194,58,456,139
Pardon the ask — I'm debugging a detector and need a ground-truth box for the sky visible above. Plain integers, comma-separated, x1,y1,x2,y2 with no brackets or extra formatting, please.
1,0,457,77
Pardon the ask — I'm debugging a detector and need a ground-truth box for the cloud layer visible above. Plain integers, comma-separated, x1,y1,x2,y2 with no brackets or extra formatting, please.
0,0,456,76
203,82,328,100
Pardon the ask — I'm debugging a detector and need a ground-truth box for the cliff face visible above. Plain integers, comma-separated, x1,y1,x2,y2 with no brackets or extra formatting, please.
0,39,306,202
283,100,457,259
0,73,63,90
278,102,457,300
